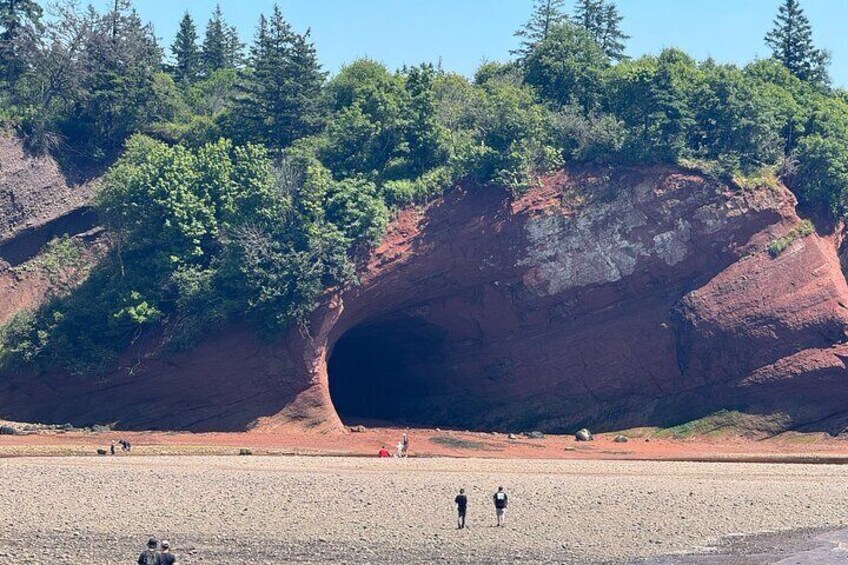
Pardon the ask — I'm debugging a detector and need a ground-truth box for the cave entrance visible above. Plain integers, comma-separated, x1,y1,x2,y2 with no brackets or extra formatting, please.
328,317,451,427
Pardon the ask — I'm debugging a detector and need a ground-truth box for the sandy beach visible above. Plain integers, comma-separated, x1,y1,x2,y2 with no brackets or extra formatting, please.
2,455,848,563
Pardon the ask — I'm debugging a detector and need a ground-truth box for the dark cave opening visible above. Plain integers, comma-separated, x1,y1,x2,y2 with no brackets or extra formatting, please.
327,317,451,427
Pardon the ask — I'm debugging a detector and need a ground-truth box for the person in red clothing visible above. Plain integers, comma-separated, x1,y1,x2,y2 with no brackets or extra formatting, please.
378,445,391,458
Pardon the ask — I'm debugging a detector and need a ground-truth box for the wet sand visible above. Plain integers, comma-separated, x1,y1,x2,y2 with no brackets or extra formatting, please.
2,456,848,563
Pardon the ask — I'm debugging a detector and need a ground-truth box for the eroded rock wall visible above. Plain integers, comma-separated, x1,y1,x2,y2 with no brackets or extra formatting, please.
2,164,847,434
0,135,101,325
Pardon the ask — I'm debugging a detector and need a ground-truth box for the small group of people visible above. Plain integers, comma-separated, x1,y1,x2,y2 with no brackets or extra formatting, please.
109,439,131,455
378,432,410,458
454,486,509,529
137,538,179,565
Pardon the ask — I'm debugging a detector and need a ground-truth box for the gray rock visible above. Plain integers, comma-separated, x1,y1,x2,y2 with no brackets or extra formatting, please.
508,433,517,440
350,425,366,433
92,424,111,433
238,449,253,456
527,431,545,439
0,425,17,435
575,428,594,442
614,435,629,443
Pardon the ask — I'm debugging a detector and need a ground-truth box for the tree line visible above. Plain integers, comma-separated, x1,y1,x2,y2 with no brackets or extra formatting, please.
1,0,847,374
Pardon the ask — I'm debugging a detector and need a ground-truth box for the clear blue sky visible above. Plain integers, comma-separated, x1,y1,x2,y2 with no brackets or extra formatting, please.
96,0,848,87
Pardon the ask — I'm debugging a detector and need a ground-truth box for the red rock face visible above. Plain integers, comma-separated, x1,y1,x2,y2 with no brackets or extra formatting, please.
2,165,848,434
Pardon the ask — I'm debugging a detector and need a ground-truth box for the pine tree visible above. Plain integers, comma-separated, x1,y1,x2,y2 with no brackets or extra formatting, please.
225,24,244,68
764,0,830,84
574,0,629,61
202,4,228,75
232,5,324,152
171,12,201,85
512,0,568,62
0,0,42,85
573,0,604,41
598,3,629,61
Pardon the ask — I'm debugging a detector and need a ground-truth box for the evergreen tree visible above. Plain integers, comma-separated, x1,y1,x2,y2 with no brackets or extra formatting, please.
598,3,629,61
202,4,228,75
225,24,244,68
512,0,568,62
171,12,201,85
573,0,604,41
231,6,324,152
764,0,830,84
574,0,628,61
0,0,42,85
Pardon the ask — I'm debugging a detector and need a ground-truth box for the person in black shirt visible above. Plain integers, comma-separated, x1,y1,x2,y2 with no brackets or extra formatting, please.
454,488,468,529
493,486,508,527
137,538,158,565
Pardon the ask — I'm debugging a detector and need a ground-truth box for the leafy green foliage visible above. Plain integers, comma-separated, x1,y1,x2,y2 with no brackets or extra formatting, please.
524,22,608,112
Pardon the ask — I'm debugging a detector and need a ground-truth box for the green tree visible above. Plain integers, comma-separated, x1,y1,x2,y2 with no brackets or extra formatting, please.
202,4,229,75
573,0,604,41
523,22,608,112
573,1,628,61
320,59,409,178
602,49,696,162
58,0,174,161
171,12,201,85
512,0,568,62
598,2,629,62
764,0,830,85
229,6,324,152
689,62,783,170
0,0,42,86
403,63,449,175
225,23,244,68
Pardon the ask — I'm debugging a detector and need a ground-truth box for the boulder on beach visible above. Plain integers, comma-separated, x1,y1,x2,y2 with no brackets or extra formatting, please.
575,428,593,442
614,435,629,443
527,431,545,439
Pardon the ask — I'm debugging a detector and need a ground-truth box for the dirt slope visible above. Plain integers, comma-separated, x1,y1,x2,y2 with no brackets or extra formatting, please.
0,134,101,324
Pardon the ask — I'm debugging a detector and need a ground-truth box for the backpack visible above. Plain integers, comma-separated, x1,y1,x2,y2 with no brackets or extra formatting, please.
139,550,157,565
495,492,507,508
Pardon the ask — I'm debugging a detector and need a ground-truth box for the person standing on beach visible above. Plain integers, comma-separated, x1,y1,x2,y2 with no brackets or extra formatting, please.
402,433,409,458
137,538,159,565
493,486,508,527
455,488,468,529
157,540,179,565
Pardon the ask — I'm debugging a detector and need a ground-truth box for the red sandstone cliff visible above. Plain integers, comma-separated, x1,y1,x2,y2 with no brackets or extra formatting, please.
1,161,847,434
0,135,102,325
